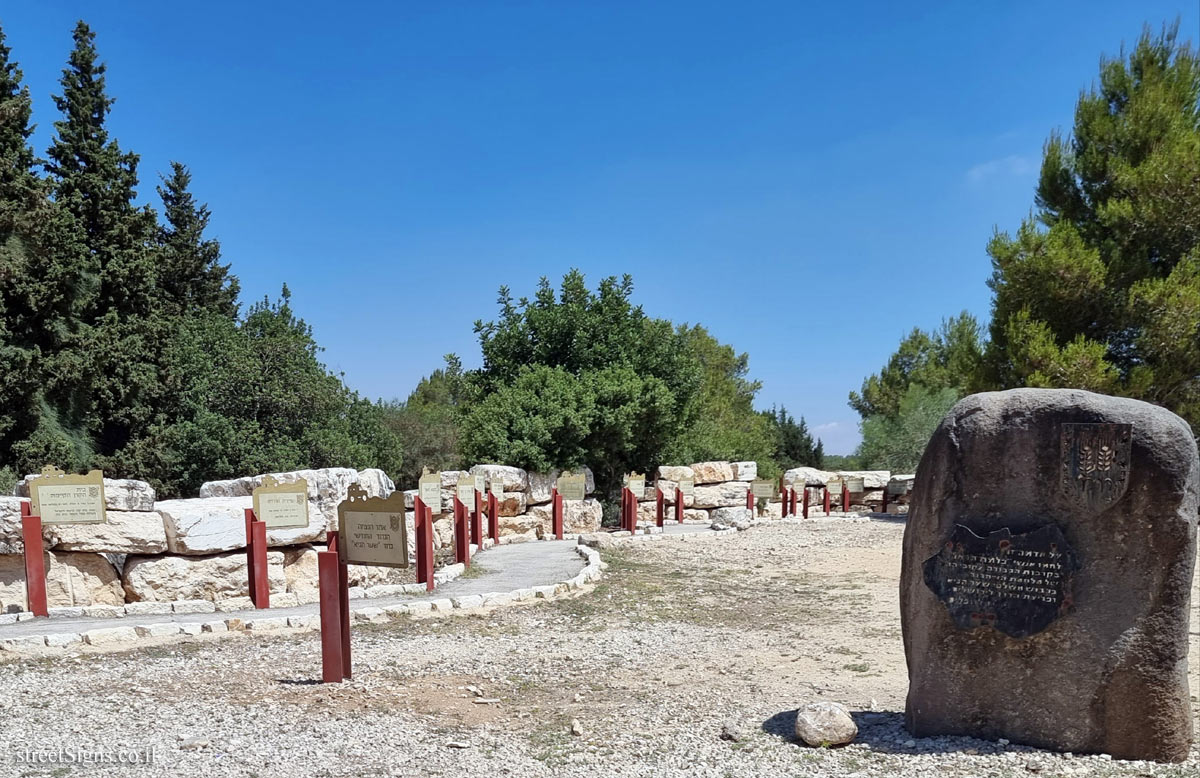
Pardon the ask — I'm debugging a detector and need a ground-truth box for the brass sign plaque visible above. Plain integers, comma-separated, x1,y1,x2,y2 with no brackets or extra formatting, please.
845,476,865,492
418,469,442,513
490,479,504,497
30,466,107,525
1061,423,1132,511
338,484,409,568
826,479,843,493
751,479,775,499
474,472,487,494
456,473,475,506
678,478,694,497
557,471,586,501
252,476,309,529
625,472,645,496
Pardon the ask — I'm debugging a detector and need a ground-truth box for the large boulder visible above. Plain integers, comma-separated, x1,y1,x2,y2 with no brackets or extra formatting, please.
835,470,890,490
656,465,694,482
283,544,408,590
784,467,834,487
0,497,24,554
198,467,394,530
469,464,528,492
901,389,1199,762
692,482,749,509
527,499,603,535
123,549,286,602
15,475,156,512
1,551,124,611
493,491,527,518
157,496,324,554
731,462,758,481
689,461,735,484
44,510,168,555
795,702,858,747
527,467,596,505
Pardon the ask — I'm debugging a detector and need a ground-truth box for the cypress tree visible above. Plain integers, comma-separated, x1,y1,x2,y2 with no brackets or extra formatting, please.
156,161,239,318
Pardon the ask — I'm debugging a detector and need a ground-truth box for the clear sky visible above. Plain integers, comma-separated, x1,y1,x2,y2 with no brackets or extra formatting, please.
2,2,1197,454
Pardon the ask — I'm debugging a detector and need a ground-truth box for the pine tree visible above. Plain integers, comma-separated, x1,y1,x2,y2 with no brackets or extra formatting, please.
44,20,158,456
156,161,238,318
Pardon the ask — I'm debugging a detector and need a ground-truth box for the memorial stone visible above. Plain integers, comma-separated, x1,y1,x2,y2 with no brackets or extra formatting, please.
901,388,1198,762
418,470,442,513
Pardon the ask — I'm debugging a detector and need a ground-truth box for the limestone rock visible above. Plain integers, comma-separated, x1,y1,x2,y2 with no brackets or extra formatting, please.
731,461,758,481
282,546,319,600
493,491,527,517
527,498,603,535
498,515,542,541
1,551,125,610
198,467,394,531
44,510,168,555
795,701,857,747
656,465,694,483
123,549,286,602
469,464,528,492
692,481,749,509
711,507,753,524
783,467,834,487
689,461,734,484
0,497,24,554
157,496,323,555
683,509,711,522
16,476,156,512
834,470,890,490
901,388,1199,762
527,467,596,504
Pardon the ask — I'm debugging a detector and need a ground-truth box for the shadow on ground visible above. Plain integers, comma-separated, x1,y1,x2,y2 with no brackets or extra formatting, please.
762,709,1005,755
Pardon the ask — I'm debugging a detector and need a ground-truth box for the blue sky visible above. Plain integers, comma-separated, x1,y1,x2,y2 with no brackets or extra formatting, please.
2,2,1197,454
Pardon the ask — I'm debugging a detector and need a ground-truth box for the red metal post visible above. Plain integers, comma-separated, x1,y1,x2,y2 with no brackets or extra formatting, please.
20,501,48,617
823,487,831,514
422,504,435,591
675,488,684,523
553,490,564,540
655,488,664,527
842,485,849,513
414,498,435,590
472,489,482,547
327,530,352,679
453,497,470,566
251,519,270,608
488,492,499,542
746,488,754,513
882,488,889,514
318,549,345,683
781,487,789,518
244,507,256,603
802,487,809,519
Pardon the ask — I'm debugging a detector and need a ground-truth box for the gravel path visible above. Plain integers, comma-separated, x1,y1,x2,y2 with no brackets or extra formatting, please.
1,519,1197,777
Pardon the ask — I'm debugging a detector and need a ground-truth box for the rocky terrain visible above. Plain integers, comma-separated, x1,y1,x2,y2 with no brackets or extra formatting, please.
2,519,1197,777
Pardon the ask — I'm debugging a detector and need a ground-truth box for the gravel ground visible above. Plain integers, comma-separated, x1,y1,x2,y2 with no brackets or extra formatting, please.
1,518,1198,777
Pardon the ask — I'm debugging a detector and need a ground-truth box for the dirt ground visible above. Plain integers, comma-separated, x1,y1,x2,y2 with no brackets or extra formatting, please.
2,519,1198,777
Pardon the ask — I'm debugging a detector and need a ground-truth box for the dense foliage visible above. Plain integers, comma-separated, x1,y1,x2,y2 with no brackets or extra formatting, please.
853,25,1200,468
0,21,401,496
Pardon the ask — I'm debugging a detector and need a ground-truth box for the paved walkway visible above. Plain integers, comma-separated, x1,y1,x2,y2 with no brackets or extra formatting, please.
0,527,715,640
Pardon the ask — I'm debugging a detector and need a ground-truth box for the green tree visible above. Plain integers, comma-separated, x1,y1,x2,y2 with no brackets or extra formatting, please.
460,270,701,499
765,406,823,470
155,161,239,318
666,324,778,471
984,25,1200,425
382,357,465,488
857,385,960,472
850,312,984,420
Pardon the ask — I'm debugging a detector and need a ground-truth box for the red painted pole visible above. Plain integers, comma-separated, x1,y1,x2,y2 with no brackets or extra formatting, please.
318,549,345,683
802,487,809,519
20,501,47,617
488,492,499,542
422,504,435,591
251,519,270,608
781,486,789,518
472,489,482,547
842,485,849,513
675,488,684,523
554,490,564,540
655,488,664,527
244,507,256,603
454,497,470,566
882,488,889,514
327,530,352,679
414,498,435,589
823,487,831,514
746,488,754,513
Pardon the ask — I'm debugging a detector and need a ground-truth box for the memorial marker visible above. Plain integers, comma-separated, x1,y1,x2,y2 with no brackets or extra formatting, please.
751,479,775,500
557,471,586,501
338,485,409,568
456,475,475,508
625,472,645,497
474,472,487,494
419,469,442,513
678,477,694,497
30,466,106,525
252,475,309,529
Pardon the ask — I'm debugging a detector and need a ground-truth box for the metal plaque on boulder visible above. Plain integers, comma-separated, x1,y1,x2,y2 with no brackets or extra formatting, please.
30,465,106,525
1060,423,1132,511
456,473,475,506
252,475,309,529
678,477,694,497
489,478,503,497
338,484,409,568
845,476,865,492
418,469,442,513
923,524,1077,638
751,479,775,499
557,471,586,501
826,479,843,493
886,480,910,496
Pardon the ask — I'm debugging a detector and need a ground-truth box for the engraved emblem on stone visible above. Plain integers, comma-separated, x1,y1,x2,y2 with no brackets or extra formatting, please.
1060,423,1132,510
